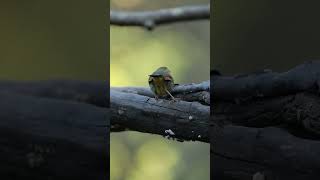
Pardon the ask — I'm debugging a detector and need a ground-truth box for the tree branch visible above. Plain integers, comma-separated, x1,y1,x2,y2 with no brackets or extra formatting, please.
0,80,109,107
211,125,320,180
113,80,210,105
0,91,108,179
212,60,320,102
110,90,209,142
0,80,210,142
212,60,320,138
211,60,320,179
110,4,210,30
110,80,210,142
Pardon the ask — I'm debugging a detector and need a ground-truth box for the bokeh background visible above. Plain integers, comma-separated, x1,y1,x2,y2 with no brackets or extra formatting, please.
213,0,320,74
0,0,107,81
110,0,210,180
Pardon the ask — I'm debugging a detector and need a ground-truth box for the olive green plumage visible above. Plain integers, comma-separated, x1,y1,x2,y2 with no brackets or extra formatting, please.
148,67,175,100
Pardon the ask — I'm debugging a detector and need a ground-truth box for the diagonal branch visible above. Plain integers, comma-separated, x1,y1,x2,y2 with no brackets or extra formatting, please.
110,4,210,30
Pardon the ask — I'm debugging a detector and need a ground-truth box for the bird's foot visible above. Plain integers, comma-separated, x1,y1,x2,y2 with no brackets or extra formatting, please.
169,97,180,104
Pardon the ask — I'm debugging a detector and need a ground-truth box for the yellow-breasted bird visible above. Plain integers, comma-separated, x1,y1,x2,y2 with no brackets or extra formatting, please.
148,67,176,100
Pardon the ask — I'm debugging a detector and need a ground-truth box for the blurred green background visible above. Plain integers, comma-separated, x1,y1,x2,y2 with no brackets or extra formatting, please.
213,0,320,74
0,0,107,81
111,0,210,180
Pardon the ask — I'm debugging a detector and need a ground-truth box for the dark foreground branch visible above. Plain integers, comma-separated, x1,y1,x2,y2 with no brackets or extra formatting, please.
0,62,319,179
0,92,108,179
212,60,320,180
212,61,320,137
211,125,320,180
110,4,210,30
212,60,320,102
0,80,109,107
214,92,320,138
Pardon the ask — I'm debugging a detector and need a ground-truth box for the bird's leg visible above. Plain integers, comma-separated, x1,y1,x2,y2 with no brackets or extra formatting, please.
165,89,176,102
154,95,159,101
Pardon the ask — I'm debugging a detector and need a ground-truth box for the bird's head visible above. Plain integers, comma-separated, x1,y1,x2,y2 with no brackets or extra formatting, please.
150,67,171,76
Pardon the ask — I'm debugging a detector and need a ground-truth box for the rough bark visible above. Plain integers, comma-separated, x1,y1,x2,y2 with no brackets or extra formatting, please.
110,80,210,141
211,125,320,180
211,60,320,180
113,80,210,105
0,80,109,107
212,60,320,102
0,79,209,178
110,89,209,142
0,92,109,179
0,80,210,142
3,59,320,180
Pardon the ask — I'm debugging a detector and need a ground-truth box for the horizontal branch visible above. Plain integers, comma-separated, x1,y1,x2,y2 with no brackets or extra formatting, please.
213,92,320,138
111,90,209,142
211,125,320,179
212,60,320,102
212,60,320,137
0,80,210,142
0,80,108,107
110,4,210,30
113,80,210,105
211,61,320,179
0,92,108,179
111,81,210,141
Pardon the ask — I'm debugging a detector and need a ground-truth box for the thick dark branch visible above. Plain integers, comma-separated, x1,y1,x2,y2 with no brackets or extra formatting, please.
110,4,210,30
211,125,320,180
212,60,320,102
110,90,209,142
110,81,210,142
0,80,210,142
212,60,320,138
214,92,320,138
0,92,108,179
211,61,320,179
0,80,108,107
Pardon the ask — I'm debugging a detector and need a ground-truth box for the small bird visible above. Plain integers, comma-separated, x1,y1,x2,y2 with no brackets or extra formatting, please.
148,67,176,101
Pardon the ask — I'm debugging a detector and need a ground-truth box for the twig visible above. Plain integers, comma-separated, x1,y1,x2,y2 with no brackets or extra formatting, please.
110,4,210,30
